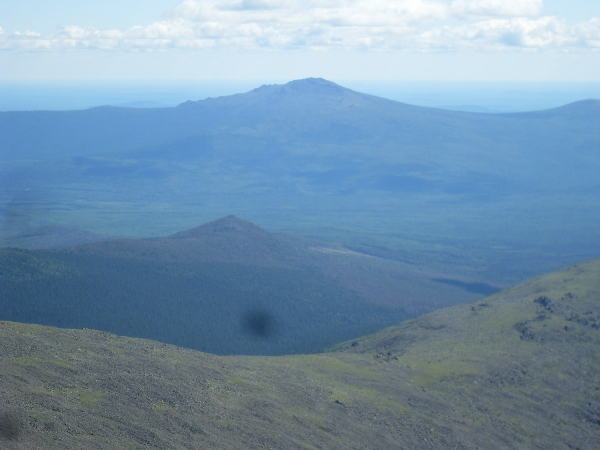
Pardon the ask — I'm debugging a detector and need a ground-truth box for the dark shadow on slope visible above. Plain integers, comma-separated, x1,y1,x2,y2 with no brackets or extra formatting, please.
0,409,21,441
242,309,277,338
431,278,500,296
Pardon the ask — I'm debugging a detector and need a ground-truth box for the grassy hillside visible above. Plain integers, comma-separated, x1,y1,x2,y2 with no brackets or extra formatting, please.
1,257,598,449
2,216,494,356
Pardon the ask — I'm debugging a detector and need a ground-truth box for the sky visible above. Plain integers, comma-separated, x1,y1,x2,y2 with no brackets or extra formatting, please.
1,0,600,80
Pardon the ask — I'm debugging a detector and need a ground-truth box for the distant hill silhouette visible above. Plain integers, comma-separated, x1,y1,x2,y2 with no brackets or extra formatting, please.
1,216,498,355
171,215,264,238
3,77,599,169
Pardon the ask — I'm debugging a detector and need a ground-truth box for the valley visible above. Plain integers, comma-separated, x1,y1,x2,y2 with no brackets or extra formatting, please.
1,78,599,448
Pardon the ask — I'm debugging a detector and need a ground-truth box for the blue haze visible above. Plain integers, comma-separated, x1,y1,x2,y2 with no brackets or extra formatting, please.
1,80,600,113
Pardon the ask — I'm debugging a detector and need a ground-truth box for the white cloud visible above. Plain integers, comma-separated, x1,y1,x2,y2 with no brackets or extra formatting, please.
1,0,599,52
416,16,575,50
450,0,543,18
14,30,42,37
170,0,450,27
573,18,600,48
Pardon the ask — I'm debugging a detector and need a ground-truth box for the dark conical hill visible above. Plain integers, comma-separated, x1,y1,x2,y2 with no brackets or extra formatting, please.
164,215,303,267
0,216,493,356
69,215,303,268
169,215,266,239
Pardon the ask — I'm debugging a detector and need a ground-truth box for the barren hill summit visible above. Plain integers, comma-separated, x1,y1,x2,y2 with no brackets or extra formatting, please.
180,78,365,105
169,215,269,240
163,216,302,267
270,77,348,94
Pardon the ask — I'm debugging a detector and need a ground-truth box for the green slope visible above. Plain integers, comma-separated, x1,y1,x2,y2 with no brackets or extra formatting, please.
1,257,598,449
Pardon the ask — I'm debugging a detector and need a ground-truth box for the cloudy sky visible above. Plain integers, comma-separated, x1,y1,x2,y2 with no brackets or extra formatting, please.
1,0,599,80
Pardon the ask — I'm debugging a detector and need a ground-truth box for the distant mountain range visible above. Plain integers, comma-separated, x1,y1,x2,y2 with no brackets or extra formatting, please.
0,216,496,355
2,78,599,167
1,256,598,448
2,78,599,289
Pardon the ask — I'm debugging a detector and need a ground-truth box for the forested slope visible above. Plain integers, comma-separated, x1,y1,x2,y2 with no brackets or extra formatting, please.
1,216,499,355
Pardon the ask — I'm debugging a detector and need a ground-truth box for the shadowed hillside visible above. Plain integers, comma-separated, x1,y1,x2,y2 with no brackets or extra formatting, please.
1,216,496,356
2,225,112,249
1,257,598,448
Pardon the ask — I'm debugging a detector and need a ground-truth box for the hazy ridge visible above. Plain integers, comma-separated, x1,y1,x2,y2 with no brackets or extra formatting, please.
2,79,599,290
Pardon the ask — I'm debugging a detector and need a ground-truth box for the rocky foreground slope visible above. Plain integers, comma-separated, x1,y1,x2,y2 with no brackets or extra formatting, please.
1,257,599,449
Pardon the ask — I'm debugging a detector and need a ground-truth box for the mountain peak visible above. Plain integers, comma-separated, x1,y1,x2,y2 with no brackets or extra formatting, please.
284,77,341,89
249,77,349,98
169,216,267,239
280,78,347,96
